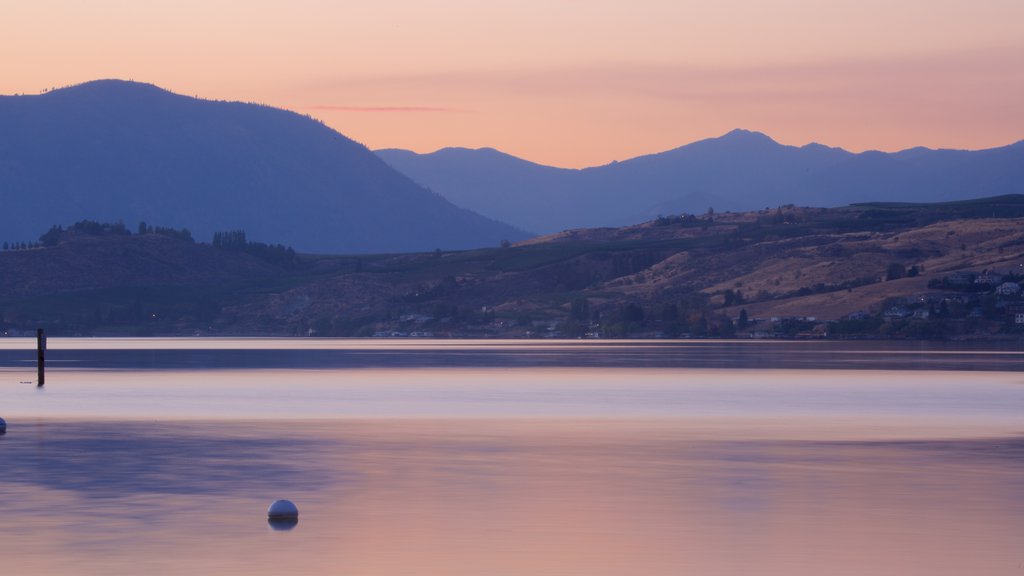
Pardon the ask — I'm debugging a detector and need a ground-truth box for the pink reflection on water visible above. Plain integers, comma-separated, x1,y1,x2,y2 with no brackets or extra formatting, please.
1,419,1022,575
0,368,1021,440
0,340,1022,574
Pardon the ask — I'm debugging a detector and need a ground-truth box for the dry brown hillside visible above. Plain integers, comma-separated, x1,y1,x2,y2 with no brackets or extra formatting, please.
3,197,1024,337
590,217,1024,321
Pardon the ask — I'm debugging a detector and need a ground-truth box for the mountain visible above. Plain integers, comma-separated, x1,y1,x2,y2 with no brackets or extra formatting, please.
0,80,526,253
3,196,1023,339
375,146,582,235
376,129,1024,234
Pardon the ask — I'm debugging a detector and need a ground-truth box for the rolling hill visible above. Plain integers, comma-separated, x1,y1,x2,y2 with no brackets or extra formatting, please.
0,80,526,253
2,197,1023,339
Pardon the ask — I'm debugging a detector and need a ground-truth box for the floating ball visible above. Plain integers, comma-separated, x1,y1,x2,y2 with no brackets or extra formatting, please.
267,499,299,519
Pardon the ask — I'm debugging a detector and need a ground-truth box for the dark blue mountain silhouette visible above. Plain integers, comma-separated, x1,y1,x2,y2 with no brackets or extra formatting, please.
377,129,1024,233
0,80,525,253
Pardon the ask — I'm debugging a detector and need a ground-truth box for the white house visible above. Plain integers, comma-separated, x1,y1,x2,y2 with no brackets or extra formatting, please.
975,271,1004,286
995,282,1021,296
884,306,911,319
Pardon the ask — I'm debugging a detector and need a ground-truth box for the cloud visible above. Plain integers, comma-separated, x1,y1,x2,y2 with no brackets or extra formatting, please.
309,46,1024,105
307,104,470,113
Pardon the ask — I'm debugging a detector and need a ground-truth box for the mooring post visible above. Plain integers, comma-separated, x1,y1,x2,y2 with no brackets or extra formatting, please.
37,328,45,387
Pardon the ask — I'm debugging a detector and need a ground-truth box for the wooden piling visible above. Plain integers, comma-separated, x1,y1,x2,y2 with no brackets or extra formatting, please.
37,328,45,387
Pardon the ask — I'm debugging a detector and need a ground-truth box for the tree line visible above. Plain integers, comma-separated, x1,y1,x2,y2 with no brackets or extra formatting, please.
4,222,295,269
212,229,297,268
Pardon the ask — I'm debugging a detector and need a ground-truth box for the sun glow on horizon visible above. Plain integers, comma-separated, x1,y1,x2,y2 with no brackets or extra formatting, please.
3,0,1022,167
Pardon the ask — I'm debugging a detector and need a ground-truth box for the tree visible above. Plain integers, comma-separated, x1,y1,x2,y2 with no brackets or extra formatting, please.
693,314,709,337
773,206,784,224
886,262,906,281
213,230,247,249
723,289,744,307
569,298,590,322
622,303,645,324
738,309,749,328
39,225,63,247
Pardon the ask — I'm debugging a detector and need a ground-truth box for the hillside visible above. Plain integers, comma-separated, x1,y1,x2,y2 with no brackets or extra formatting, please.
2,197,1023,339
376,147,580,235
376,130,1024,234
0,80,526,253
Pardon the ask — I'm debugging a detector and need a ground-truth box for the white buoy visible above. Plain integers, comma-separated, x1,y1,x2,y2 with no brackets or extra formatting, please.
0,417,6,434
267,499,298,519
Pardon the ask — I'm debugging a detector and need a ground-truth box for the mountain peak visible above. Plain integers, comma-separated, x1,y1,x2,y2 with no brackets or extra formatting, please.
0,79,526,253
719,128,777,145
37,79,179,106
49,79,168,95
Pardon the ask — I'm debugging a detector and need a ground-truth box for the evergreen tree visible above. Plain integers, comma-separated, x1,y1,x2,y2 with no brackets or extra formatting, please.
39,225,63,247
569,298,590,322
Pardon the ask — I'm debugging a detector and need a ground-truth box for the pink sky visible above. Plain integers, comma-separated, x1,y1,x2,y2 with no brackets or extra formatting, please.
3,0,1023,168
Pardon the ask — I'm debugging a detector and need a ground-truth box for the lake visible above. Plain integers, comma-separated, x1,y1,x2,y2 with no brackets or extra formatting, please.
1,339,1022,575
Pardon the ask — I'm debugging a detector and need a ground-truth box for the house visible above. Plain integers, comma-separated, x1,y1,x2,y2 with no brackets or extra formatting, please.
770,316,817,323
884,306,911,319
947,271,974,286
399,314,433,324
995,282,1021,296
975,271,1004,286
912,309,931,320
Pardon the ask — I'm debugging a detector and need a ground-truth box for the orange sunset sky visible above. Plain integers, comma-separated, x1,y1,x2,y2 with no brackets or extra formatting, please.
3,0,1023,168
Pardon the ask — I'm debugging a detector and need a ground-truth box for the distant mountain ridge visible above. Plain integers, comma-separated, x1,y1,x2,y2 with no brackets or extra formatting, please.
0,80,526,253
376,130,1024,234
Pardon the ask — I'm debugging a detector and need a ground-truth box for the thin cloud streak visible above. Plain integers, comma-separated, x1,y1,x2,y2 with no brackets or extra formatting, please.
308,105,471,113
313,47,1024,103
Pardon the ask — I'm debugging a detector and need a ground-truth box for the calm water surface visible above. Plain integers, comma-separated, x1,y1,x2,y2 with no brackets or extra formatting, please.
1,339,1022,575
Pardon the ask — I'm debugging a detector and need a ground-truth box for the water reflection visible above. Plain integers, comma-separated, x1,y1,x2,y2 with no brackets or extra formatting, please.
0,339,1022,574
2,367,1022,433
2,419,1022,575
0,422,334,498
1,338,1022,371
267,517,299,531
